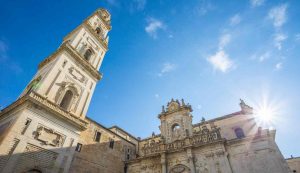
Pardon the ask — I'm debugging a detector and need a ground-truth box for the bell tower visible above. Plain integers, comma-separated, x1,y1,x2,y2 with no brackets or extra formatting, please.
21,8,111,118
158,99,194,143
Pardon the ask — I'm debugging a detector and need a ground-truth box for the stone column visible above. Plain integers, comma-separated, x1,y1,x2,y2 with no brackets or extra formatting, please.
161,152,167,173
187,148,196,173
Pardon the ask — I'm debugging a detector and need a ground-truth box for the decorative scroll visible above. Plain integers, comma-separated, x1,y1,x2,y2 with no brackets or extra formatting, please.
35,125,66,147
170,164,190,173
68,67,87,83
159,99,192,118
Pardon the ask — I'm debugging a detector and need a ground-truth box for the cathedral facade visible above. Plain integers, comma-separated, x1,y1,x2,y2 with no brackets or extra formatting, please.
0,8,293,173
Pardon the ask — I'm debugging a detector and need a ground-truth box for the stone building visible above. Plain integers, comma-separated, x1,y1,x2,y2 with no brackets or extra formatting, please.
127,99,291,173
0,8,293,173
286,156,300,173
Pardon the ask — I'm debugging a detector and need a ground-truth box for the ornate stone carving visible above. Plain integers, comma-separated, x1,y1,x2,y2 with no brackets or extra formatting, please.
141,125,222,157
34,125,66,147
68,67,87,83
170,164,190,173
240,99,253,114
158,99,192,118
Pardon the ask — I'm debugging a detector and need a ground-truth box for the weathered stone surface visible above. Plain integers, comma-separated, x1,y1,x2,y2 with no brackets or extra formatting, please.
286,157,300,173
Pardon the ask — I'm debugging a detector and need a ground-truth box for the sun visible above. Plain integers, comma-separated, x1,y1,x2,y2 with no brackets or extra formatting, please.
252,93,282,128
256,106,275,123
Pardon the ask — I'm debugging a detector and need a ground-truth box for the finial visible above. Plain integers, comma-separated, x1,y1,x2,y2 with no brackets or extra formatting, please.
181,99,185,106
171,98,174,102
240,99,245,106
162,105,165,113
239,99,253,114
152,132,155,137
201,117,206,122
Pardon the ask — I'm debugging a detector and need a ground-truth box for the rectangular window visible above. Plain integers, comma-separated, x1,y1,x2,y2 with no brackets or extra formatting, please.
75,143,82,152
127,154,130,160
109,139,114,149
21,118,32,135
95,131,101,142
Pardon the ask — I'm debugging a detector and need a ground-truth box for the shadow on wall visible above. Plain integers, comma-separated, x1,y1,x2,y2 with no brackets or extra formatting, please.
0,140,130,173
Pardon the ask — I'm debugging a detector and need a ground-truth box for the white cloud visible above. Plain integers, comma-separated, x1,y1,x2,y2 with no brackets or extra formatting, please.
258,51,271,62
158,63,177,76
230,14,242,26
145,18,165,39
250,0,265,7
219,34,231,50
268,4,288,28
275,62,282,70
274,33,287,50
154,94,160,99
207,50,233,73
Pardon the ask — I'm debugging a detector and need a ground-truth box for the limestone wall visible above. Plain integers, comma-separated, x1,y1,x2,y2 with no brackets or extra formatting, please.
0,103,81,173
69,118,136,173
286,157,300,173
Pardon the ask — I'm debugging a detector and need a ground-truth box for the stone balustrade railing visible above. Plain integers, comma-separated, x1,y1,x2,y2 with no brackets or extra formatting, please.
141,128,222,157
28,92,88,129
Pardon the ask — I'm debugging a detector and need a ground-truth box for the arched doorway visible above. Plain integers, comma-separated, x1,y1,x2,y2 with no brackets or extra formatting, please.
169,164,191,173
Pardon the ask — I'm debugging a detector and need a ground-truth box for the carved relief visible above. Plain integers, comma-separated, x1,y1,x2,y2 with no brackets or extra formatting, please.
141,125,222,157
55,81,81,112
194,156,210,173
170,164,191,173
139,158,161,172
68,67,87,84
34,125,66,147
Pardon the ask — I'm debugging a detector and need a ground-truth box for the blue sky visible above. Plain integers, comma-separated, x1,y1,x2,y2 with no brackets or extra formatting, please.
0,0,299,157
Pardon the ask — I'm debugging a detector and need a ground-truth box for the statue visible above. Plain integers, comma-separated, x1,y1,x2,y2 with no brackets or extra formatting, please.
239,99,253,114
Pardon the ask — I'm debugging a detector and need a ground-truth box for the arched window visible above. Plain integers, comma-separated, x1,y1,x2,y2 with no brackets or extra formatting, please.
96,27,102,35
235,128,245,139
59,90,73,110
172,124,180,132
83,49,93,61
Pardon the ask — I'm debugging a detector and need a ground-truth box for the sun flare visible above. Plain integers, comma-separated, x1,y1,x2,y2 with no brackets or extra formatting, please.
256,106,275,123
251,92,284,129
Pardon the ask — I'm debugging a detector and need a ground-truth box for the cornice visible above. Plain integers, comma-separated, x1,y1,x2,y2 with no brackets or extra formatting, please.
94,9,112,31
38,42,102,80
85,117,137,146
28,92,88,130
0,92,88,130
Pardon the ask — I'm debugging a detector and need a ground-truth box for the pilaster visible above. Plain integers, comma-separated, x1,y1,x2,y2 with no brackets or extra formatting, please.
161,152,167,173
187,148,196,173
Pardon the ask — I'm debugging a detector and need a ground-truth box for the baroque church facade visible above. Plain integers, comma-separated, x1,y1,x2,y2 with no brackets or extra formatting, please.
0,8,293,173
